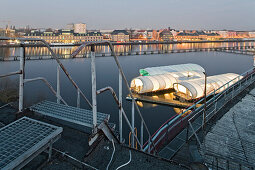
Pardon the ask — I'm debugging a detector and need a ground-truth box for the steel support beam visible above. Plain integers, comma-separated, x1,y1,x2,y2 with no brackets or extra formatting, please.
131,99,135,148
19,46,25,112
57,65,60,104
91,45,97,133
119,72,123,143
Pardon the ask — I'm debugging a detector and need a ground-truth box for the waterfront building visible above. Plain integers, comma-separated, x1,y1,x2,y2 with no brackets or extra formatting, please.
0,28,5,36
159,30,174,41
236,31,250,38
24,29,103,43
100,30,114,41
130,30,148,41
111,30,129,42
216,31,228,38
249,31,255,38
227,31,237,38
74,23,86,34
175,31,220,41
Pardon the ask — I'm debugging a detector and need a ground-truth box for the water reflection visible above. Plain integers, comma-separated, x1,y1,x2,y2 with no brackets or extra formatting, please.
0,42,255,59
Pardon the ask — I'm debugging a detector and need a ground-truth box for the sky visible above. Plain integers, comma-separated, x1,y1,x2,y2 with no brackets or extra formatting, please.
0,0,255,31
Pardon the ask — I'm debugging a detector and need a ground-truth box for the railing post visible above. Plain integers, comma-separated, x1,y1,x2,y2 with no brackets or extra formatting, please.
141,120,143,147
19,45,25,112
57,65,60,104
119,72,123,143
203,72,207,130
77,90,80,108
232,86,234,99
131,99,135,148
186,123,189,142
91,45,97,133
148,137,151,153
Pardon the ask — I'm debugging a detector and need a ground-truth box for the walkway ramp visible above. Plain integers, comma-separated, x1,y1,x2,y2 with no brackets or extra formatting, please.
0,116,62,170
30,100,110,130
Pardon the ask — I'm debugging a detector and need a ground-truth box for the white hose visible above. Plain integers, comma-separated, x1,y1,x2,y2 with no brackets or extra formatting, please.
53,148,98,170
106,139,115,170
0,102,12,109
116,150,132,170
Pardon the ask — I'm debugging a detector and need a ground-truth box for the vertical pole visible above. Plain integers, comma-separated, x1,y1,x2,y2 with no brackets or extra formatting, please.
57,65,60,104
119,72,123,143
203,72,207,130
19,46,25,112
131,99,135,148
140,120,143,147
148,137,151,153
91,45,97,133
77,90,80,108
186,124,189,142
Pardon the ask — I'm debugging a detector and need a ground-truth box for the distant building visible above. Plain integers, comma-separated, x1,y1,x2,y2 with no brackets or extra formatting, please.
159,30,174,41
249,32,255,38
111,30,129,42
0,28,5,36
217,31,228,38
236,31,249,38
74,23,86,34
24,29,103,43
66,23,74,30
175,31,220,41
100,30,113,41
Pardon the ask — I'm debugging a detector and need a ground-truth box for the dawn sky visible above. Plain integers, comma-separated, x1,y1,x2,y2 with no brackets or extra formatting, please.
0,0,254,30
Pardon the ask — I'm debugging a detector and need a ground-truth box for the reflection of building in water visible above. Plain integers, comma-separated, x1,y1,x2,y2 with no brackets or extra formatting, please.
24,29,103,44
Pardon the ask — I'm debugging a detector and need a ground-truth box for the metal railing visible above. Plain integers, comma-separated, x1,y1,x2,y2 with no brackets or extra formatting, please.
71,41,157,153
0,37,93,111
0,38,156,153
143,67,255,155
1,45,254,62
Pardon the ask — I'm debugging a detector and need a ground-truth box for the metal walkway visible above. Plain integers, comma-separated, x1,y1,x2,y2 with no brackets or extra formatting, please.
0,117,62,170
30,100,110,129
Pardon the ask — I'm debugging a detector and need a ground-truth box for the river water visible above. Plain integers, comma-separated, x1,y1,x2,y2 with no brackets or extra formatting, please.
0,42,254,140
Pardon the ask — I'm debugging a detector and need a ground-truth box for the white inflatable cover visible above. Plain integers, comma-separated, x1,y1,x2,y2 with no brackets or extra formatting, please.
139,63,205,76
131,71,204,94
173,73,242,99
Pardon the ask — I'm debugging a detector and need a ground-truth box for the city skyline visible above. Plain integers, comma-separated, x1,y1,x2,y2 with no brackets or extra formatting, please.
0,0,255,31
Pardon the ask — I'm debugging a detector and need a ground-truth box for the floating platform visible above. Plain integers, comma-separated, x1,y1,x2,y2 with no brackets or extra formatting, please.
126,93,195,108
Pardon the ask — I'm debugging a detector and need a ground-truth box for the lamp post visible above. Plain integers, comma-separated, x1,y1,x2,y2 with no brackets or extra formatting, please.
203,72,207,130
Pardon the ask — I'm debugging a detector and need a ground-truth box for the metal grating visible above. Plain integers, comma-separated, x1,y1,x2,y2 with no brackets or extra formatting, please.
30,100,110,128
0,116,62,170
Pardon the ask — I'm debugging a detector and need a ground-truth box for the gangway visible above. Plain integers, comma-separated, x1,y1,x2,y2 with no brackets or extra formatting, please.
30,100,110,130
0,117,62,170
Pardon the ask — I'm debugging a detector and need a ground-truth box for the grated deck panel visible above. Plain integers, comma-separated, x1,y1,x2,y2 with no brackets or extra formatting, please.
0,116,62,170
30,100,110,128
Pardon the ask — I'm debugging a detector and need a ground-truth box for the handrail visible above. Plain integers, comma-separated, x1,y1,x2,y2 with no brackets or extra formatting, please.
97,86,142,149
71,41,157,153
24,77,67,105
0,71,22,78
0,37,92,109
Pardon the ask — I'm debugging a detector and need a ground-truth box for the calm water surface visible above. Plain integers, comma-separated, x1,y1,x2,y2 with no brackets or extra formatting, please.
0,51,253,140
